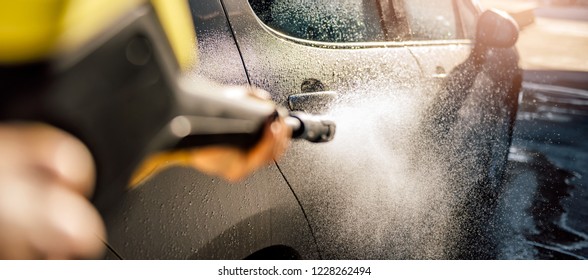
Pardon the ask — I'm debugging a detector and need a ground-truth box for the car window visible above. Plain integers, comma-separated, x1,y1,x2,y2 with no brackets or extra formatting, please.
401,0,458,40
249,0,387,42
248,0,467,43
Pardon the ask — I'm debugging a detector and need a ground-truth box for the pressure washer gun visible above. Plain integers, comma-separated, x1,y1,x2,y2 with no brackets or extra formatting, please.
0,0,335,210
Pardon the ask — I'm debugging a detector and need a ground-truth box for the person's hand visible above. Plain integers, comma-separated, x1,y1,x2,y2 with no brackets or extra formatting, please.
130,86,291,185
0,123,105,259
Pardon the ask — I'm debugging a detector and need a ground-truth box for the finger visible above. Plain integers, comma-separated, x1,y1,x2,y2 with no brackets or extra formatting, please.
0,171,106,259
36,183,106,259
2,123,96,198
0,175,43,259
0,123,103,259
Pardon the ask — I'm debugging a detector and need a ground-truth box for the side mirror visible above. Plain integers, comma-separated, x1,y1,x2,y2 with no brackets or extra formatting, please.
476,9,519,48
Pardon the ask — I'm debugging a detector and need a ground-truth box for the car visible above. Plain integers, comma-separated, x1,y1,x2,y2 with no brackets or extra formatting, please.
101,0,522,259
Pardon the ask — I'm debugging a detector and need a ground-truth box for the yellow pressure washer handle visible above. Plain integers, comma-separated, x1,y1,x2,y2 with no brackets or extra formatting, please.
0,0,195,69
0,0,275,211
0,0,337,212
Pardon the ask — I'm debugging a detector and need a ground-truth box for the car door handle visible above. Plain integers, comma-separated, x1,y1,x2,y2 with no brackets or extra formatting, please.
288,91,338,114
432,66,447,79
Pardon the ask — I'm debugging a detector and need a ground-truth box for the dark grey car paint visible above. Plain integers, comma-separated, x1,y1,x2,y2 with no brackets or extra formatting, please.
103,166,317,259
186,0,249,85
221,0,520,259
103,0,521,260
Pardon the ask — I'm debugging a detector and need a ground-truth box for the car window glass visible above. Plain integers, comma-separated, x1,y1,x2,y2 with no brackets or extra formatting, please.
250,0,387,42
400,0,458,40
248,0,464,43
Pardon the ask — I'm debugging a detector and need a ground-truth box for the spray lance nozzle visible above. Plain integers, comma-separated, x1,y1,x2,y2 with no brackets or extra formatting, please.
284,111,336,143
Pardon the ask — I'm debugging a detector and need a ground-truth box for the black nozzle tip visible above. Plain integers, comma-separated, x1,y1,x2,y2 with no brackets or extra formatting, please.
319,120,336,142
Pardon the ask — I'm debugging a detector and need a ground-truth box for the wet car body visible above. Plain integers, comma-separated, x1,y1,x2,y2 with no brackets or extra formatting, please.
102,0,522,259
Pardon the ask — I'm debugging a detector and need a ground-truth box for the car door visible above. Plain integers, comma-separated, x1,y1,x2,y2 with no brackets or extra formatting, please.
223,0,468,259
223,0,520,259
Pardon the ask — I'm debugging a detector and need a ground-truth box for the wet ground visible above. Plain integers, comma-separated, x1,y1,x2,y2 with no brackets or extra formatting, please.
497,72,588,259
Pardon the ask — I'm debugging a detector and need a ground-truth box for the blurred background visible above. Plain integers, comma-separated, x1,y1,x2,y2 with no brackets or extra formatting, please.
481,0,588,259
482,0,588,71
